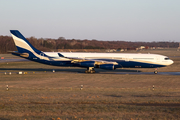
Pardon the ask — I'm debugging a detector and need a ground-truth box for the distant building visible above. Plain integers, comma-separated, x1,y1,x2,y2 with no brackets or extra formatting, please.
136,46,146,50
106,49,116,52
140,46,145,49
120,49,124,52
116,49,125,52
145,46,149,49
150,47,156,50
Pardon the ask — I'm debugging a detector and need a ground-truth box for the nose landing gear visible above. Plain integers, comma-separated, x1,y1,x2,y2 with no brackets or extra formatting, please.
154,68,158,74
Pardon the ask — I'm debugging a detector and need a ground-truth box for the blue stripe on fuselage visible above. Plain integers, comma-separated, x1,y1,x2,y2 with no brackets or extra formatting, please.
90,59,166,68
116,61,166,68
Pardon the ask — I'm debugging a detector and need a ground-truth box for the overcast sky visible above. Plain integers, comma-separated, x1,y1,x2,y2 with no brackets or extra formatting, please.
0,0,180,42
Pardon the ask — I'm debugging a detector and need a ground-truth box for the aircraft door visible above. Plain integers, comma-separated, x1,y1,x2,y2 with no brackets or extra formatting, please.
125,56,129,62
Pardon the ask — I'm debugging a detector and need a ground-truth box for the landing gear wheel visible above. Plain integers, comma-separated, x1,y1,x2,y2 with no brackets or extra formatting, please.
154,71,158,74
154,68,158,74
85,67,96,74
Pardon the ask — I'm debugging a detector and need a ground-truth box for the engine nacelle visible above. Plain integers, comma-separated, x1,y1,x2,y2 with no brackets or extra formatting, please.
79,61,95,67
99,64,115,70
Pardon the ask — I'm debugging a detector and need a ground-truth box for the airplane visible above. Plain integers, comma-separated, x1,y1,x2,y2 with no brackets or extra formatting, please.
10,30,174,74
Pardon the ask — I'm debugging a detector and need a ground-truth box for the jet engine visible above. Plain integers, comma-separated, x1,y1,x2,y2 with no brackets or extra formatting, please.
79,61,95,67
99,64,115,70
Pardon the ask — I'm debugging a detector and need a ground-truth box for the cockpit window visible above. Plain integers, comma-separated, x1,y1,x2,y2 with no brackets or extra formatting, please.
164,57,170,60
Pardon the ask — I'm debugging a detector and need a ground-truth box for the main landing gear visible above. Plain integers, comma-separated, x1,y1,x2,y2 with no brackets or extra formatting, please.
154,68,158,74
85,67,95,73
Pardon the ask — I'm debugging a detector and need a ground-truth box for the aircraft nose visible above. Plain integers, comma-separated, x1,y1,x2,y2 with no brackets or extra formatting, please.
170,60,174,65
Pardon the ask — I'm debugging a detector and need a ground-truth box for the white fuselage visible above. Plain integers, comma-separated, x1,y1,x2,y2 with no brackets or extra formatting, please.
44,52,173,67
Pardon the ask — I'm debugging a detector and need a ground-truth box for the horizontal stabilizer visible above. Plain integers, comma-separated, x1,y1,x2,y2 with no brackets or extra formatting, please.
8,51,29,58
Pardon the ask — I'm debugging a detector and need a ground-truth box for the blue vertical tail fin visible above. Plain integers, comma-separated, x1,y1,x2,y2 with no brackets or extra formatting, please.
10,30,41,54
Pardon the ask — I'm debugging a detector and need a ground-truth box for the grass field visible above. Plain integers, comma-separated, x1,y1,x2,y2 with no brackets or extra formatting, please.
0,49,180,120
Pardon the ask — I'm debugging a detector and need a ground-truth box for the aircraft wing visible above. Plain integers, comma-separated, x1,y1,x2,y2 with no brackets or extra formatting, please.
58,53,118,65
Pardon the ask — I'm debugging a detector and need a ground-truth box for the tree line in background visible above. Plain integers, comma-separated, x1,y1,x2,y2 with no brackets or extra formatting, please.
0,35,179,54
